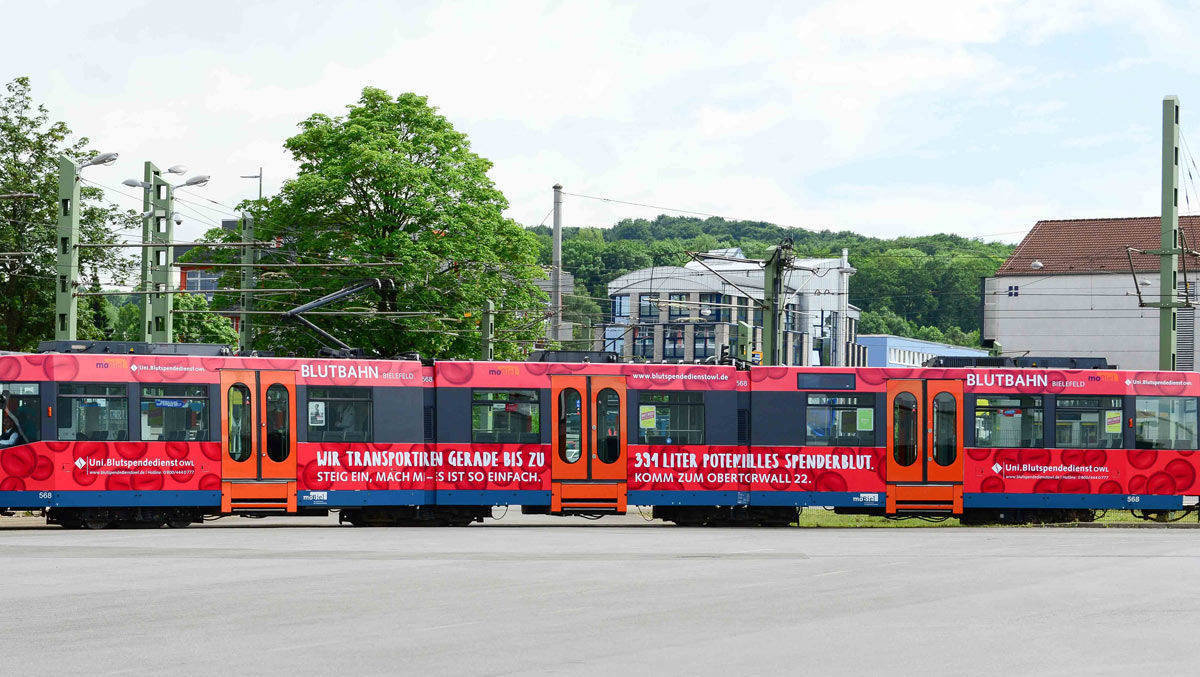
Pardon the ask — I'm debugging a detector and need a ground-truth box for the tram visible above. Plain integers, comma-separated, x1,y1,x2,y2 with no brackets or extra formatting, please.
1,344,1196,527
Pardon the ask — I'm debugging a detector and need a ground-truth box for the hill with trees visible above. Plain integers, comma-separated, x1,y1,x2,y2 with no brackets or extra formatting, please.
527,215,1014,346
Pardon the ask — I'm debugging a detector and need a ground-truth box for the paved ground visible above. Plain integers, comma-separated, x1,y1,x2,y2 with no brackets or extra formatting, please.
1,513,1198,675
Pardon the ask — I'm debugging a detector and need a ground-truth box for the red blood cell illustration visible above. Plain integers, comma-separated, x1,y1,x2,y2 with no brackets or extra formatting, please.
105,474,133,491
980,476,1005,492
0,477,25,491
132,473,164,491
1147,472,1177,495
438,362,474,384
967,449,991,461
116,442,147,460
1083,449,1107,466
198,473,222,490
815,471,847,492
0,358,20,381
30,455,53,481
1022,449,1053,467
44,356,80,382
1060,448,1084,467
1033,478,1060,493
1128,449,1157,470
1059,478,1090,493
1098,480,1123,494
0,447,36,477
1163,459,1196,492
166,442,190,460
1128,474,1148,494
300,463,331,491
200,443,221,461
168,463,195,484
45,441,72,454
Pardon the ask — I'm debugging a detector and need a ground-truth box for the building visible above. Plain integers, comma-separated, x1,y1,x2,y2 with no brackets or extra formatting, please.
983,216,1200,370
591,248,860,365
173,219,242,328
855,334,989,368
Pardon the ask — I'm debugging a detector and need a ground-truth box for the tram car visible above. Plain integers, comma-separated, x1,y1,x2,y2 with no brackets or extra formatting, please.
1,344,1197,528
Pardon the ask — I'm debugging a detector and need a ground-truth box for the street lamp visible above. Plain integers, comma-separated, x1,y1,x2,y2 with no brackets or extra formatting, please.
79,152,119,169
240,167,263,200
0,192,38,200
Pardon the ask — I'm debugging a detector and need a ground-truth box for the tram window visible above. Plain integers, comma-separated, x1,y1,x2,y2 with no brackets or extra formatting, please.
1054,397,1122,449
637,391,704,445
308,387,372,443
57,383,128,442
1,383,40,447
265,384,290,462
1135,397,1198,450
227,384,252,462
558,388,583,463
141,385,209,442
974,395,1043,448
596,388,621,463
931,392,957,465
472,390,540,444
806,393,875,446
892,392,918,466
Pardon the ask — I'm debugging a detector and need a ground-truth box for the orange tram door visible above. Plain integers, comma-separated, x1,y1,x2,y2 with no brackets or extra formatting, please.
219,370,299,513
885,379,965,515
549,374,628,514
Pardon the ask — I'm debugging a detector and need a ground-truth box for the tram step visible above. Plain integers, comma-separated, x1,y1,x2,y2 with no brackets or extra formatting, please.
551,481,627,514
221,480,298,513
886,484,963,515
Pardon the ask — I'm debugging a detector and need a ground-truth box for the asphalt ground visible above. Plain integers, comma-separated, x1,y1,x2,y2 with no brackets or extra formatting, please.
1,513,1198,675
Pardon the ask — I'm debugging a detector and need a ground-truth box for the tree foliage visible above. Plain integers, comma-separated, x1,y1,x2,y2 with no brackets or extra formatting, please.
211,88,547,358
529,214,1012,345
0,77,135,350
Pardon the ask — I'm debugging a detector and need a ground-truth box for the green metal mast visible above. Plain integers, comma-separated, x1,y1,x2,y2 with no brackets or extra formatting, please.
239,214,254,352
54,157,80,340
761,238,793,366
1161,96,1180,371
482,299,495,360
141,161,174,343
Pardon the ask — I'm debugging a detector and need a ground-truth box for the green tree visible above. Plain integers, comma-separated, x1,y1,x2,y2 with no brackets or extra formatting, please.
0,77,135,351
172,293,238,346
239,88,546,359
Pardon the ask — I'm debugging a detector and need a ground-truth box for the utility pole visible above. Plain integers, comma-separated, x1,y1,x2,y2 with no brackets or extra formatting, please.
239,213,254,352
482,299,495,360
141,161,174,342
55,157,80,340
761,238,793,366
1160,96,1181,371
551,183,563,343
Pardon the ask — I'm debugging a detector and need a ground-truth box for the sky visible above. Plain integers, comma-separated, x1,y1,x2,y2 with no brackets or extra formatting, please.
7,0,1200,246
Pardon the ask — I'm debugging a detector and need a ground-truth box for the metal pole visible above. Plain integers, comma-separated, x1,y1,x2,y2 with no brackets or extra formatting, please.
1161,96,1180,371
240,213,254,352
258,166,263,201
551,183,563,343
54,157,80,340
762,247,780,366
139,162,155,342
482,299,495,360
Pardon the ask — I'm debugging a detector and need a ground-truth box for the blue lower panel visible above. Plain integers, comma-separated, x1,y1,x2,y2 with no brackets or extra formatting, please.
437,490,550,506
0,490,220,509
964,493,1185,510
752,491,885,508
297,489,550,507
627,490,886,508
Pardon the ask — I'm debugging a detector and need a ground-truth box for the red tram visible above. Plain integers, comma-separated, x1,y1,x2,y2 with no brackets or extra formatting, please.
1,347,1197,527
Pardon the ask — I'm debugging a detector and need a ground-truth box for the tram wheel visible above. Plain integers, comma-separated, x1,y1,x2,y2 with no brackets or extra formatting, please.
82,516,111,530
167,519,191,529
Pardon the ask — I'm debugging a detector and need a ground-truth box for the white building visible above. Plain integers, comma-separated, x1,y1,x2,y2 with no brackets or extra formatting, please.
983,216,1200,370
592,248,860,365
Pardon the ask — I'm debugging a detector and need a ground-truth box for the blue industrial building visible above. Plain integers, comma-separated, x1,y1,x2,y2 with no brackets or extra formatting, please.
855,334,989,368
